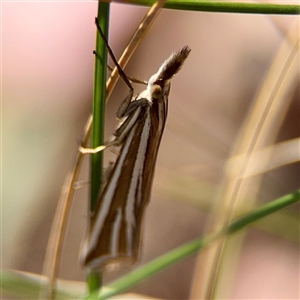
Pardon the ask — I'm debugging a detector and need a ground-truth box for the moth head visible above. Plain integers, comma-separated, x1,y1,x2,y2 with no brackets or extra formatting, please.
150,84,163,99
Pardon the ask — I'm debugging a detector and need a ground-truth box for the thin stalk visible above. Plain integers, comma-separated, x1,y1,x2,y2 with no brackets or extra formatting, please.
109,0,299,15
86,1,110,294
90,3,109,212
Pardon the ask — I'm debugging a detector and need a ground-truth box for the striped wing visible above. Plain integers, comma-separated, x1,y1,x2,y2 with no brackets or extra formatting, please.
82,96,167,269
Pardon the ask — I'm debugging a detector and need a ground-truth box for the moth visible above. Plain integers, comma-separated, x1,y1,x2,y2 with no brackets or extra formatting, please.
81,18,191,270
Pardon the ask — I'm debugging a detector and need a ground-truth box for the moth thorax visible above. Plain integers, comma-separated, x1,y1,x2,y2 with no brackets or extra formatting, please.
150,84,163,99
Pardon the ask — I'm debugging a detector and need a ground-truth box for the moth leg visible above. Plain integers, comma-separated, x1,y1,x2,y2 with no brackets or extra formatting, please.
107,64,147,86
79,106,141,155
79,100,146,155
79,136,117,154
83,97,148,153
116,90,134,119
73,180,90,190
92,53,146,85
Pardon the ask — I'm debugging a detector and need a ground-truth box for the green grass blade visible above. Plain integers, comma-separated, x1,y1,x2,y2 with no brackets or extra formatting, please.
90,2,110,212
124,0,300,15
86,1,110,295
227,189,300,235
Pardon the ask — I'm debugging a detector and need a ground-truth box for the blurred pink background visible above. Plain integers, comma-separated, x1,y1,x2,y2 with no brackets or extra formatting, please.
2,2,299,299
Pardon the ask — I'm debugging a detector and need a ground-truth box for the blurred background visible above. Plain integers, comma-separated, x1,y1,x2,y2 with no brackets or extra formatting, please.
2,1,299,299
